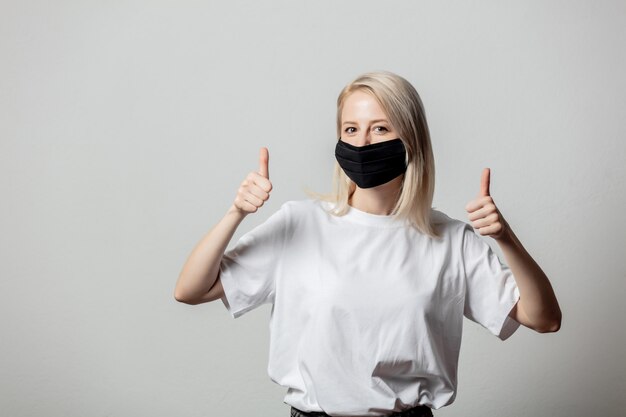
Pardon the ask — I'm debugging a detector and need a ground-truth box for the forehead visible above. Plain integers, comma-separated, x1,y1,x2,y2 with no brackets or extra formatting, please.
341,90,388,121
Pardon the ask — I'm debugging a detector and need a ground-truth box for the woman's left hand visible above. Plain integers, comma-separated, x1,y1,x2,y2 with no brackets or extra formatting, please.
465,168,509,240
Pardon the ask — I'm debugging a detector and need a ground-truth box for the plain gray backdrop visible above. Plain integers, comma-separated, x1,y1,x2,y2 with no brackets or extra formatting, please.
1,1,625,416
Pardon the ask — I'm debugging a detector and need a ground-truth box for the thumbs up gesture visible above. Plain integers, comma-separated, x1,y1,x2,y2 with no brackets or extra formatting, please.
465,168,509,240
233,147,273,215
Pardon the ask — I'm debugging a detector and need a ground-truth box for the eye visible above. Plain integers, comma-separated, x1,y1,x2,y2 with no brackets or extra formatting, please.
374,126,389,133
344,127,357,134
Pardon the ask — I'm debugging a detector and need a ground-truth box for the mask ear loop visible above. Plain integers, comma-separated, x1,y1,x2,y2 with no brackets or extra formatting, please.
400,139,409,193
400,137,410,167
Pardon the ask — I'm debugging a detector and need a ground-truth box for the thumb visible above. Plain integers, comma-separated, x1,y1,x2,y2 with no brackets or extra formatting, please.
258,147,269,179
479,167,490,197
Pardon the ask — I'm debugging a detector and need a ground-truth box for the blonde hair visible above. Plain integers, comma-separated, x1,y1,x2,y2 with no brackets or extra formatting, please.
304,70,441,238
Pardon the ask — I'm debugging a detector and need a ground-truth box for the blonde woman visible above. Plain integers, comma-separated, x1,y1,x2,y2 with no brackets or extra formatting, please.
174,71,562,417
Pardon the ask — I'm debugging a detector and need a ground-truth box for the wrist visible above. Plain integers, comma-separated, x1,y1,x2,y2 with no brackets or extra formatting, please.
495,219,517,247
227,204,247,221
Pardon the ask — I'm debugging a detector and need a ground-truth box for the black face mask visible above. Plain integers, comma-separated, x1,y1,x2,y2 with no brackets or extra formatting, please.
335,138,408,189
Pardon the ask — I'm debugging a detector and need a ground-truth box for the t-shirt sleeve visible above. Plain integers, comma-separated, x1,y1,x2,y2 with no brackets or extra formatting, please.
219,202,291,318
461,223,521,340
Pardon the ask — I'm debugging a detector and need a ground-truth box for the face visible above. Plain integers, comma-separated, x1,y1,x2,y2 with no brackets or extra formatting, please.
340,90,398,147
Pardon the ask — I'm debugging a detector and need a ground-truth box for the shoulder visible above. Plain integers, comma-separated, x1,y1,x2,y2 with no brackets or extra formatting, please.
277,198,340,229
271,198,324,223
430,208,472,238
432,209,497,261
280,198,327,213
278,198,315,212
430,209,489,263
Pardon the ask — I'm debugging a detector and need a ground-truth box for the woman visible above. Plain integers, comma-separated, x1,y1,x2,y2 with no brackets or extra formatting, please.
174,71,562,417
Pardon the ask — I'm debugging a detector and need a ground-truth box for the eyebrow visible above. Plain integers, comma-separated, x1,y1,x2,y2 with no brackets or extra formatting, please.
342,119,389,125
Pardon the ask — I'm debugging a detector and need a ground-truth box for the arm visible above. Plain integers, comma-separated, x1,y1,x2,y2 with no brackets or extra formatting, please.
495,222,561,332
466,168,562,333
174,147,273,305
174,204,246,304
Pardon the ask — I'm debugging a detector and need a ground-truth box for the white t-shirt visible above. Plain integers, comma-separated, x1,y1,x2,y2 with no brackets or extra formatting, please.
219,198,520,416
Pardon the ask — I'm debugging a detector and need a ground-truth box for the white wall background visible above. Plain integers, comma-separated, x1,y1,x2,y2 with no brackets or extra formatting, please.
1,1,625,416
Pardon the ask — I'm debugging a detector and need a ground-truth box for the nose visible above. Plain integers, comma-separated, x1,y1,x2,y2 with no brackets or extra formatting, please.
354,130,371,147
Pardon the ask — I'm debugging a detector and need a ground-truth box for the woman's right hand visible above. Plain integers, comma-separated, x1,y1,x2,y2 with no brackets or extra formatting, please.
232,147,273,215
176,148,271,304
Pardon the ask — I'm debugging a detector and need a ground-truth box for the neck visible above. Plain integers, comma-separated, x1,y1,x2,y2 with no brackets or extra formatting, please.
348,175,404,215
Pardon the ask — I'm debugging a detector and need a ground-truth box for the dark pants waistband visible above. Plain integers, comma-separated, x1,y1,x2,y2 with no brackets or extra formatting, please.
290,405,433,417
